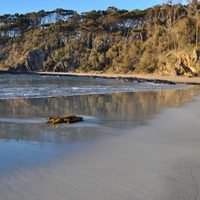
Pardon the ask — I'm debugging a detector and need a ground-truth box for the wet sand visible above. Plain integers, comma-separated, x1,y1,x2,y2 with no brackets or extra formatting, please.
0,90,200,199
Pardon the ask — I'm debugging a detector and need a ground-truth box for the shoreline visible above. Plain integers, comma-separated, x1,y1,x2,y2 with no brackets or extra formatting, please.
2,69,200,85
0,88,200,199
0,72,200,199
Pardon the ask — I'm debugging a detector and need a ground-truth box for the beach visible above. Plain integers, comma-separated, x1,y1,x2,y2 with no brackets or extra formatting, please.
0,73,200,200
37,71,200,85
2,70,200,84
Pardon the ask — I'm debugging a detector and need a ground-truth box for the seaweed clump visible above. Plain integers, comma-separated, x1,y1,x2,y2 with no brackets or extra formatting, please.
45,114,83,124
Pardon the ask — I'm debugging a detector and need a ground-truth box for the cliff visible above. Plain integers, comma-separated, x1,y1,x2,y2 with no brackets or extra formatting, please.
155,50,200,77
0,4,200,76
4,48,200,77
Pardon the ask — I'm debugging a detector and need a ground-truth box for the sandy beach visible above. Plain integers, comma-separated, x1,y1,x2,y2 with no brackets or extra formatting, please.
38,71,200,85
0,83,200,200
2,69,200,84
0,73,200,200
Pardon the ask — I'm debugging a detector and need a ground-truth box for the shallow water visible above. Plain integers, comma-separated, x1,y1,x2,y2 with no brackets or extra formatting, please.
0,74,198,175
0,74,189,99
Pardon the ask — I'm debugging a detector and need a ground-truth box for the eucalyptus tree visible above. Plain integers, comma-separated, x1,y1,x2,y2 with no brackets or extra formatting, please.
185,0,200,46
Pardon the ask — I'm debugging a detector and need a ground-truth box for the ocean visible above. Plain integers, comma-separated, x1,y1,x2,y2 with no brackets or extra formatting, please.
0,74,188,99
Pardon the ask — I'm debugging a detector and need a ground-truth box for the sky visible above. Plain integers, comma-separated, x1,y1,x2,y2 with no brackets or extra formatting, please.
0,0,188,16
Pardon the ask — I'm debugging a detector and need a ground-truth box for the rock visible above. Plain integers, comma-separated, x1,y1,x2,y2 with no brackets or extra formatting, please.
15,63,28,72
118,77,133,83
155,50,200,76
53,58,75,72
192,50,200,60
53,61,65,72
13,50,46,72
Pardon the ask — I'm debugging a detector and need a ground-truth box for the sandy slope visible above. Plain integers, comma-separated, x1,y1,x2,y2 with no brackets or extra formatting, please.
0,91,200,199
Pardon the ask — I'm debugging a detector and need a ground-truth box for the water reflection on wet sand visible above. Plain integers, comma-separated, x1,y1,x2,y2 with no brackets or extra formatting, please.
0,88,198,174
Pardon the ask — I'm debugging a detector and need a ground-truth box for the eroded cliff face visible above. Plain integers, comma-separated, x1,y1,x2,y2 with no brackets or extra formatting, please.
4,49,46,72
155,50,200,77
17,50,46,71
52,58,75,72
6,49,75,72
2,46,200,76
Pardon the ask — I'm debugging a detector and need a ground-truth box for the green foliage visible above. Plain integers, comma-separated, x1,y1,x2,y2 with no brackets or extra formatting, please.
0,2,200,74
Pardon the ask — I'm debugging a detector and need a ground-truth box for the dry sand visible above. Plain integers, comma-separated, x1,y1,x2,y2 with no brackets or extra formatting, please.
0,90,200,199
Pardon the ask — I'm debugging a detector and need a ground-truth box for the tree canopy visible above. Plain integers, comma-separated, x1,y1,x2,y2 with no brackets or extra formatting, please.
0,1,200,74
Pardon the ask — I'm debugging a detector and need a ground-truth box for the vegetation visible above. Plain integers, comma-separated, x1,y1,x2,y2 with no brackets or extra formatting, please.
0,0,200,74
44,114,83,124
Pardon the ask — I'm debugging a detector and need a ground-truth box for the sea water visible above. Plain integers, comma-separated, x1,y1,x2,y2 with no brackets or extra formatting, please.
0,74,195,175
0,74,188,99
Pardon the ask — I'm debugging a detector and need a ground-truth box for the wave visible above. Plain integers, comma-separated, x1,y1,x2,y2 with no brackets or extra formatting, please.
0,74,190,99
